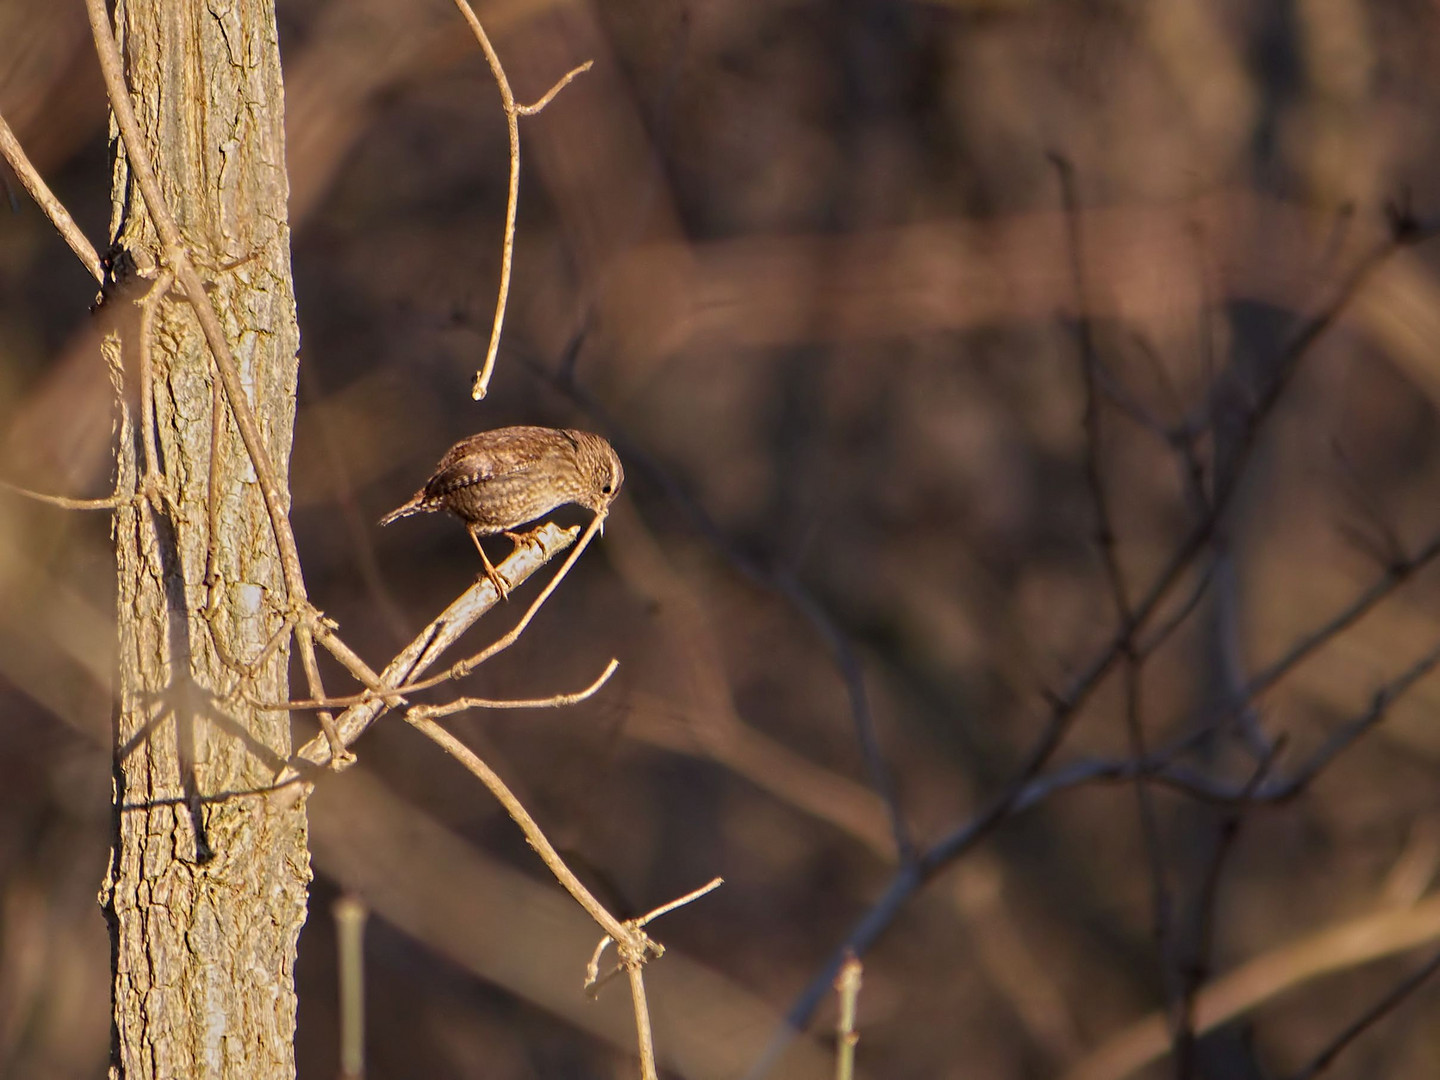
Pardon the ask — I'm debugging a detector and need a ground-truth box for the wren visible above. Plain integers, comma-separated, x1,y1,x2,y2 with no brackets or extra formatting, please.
380,426,623,597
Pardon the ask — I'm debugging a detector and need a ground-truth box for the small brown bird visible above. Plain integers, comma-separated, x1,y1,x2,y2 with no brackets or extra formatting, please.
380,426,623,597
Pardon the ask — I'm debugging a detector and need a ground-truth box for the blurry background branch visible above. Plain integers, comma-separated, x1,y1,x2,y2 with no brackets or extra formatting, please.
7,0,1440,1075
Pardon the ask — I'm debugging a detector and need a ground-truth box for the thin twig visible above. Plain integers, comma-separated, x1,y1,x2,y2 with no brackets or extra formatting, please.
516,62,594,116
1329,439,1406,569
1242,530,1440,705
636,877,724,927
1055,154,1132,621
356,720,669,1080
449,0,592,400
1064,895,1440,1080
406,657,619,719
297,623,352,766
379,511,606,693
1264,636,1440,799
309,626,397,703
833,953,862,1080
0,478,126,510
1135,563,1215,659
1055,155,1183,1063
332,896,368,1080
411,697,674,1080
406,710,630,936
625,964,660,1080
1174,750,1277,1080
1285,948,1440,1080
0,108,103,281
587,879,724,1078
774,570,914,861
1119,330,1213,516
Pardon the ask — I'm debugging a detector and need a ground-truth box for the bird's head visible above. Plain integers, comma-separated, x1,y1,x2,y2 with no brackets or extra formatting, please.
569,430,624,513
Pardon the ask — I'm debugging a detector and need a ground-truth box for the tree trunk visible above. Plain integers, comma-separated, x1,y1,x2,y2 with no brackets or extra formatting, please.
99,0,308,1076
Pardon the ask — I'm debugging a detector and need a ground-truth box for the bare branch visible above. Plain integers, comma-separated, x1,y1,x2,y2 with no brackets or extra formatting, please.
448,0,591,399
1173,751,1278,1080
625,965,660,1080
1264,636,1440,800
1054,148,1198,1073
759,589,1435,1078
1136,562,1215,659
332,896,368,1080
296,623,353,768
265,513,606,714
366,510,608,698
516,61,594,115
1286,949,1440,1080
834,954,863,1080
585,879,725,990
1063,895,1440,1080
0,109,103,282
406,710,628,936
270,521,581,803
1242,530,1440,706
404,707,662,1079
1054,153,1133,622
406,658,619,720
0,478,127,510
636,877,724,928
586,879,723,1078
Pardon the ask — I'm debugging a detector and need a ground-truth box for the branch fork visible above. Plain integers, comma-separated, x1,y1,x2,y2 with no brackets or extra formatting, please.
586,877,725,994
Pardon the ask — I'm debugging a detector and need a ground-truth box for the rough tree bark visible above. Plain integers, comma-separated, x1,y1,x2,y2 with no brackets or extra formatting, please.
97,0,308,1076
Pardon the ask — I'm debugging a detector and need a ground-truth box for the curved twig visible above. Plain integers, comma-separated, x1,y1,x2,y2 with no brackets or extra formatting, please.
448,0,591,400
406,658,619,719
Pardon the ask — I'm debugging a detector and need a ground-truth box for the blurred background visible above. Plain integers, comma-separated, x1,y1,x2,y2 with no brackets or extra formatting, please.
5,0,1440,1076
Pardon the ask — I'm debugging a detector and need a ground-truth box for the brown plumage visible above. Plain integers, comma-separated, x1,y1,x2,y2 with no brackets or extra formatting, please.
380,426,623,596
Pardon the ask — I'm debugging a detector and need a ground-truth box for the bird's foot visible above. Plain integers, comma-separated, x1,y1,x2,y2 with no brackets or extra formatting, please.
467,524,511,600
502,527,543,553
477,552,510,601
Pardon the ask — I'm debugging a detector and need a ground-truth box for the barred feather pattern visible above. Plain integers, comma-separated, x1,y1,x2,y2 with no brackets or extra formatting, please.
379,426,623,536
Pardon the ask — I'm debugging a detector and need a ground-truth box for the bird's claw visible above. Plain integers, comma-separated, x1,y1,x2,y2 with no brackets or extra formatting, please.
478,556,510,601
502,527,542,551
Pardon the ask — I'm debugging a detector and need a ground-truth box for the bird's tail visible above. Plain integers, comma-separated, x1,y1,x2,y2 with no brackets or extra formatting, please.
378,492,430,527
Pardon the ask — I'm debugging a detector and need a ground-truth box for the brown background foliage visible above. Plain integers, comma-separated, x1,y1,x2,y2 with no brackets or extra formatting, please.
4,0,1440,1076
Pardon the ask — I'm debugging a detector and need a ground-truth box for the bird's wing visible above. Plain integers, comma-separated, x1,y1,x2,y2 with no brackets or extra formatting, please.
425,427,557,497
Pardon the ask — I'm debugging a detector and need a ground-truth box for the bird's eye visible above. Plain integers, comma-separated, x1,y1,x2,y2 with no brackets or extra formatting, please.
601,482,613,495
